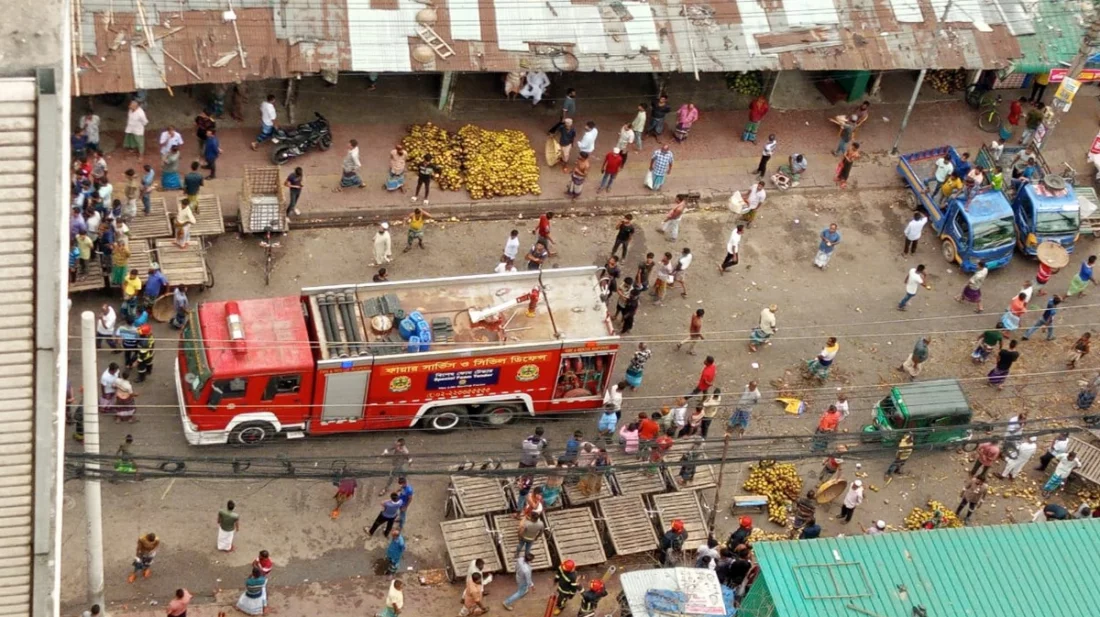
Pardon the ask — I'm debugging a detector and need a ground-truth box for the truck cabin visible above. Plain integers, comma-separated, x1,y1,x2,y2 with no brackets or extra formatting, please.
869,380,972,444
943,191,1016,269
178,297,315,439
1015,181,1080,254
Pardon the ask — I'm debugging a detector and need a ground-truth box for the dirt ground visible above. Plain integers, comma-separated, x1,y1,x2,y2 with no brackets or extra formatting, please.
63,187,1100,615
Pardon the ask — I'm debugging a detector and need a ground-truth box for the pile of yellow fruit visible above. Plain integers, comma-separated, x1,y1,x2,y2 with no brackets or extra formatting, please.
458,125,541,199
401,123,463,191
743,460,803,525
747,528,789,543
903,500,963,530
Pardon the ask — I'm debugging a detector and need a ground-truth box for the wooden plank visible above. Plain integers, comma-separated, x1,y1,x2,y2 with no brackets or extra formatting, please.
153,239,208,287
169,194,224,237
1068,437,1100,484
440,516,502,577
66,257,106,293
450,475,508,516
652,492,709,548
126,198,173,240
596,495,658,556
492,513,552,573
563,473,613,505
612,468,667,496
544,508,606,567
665,443,717,492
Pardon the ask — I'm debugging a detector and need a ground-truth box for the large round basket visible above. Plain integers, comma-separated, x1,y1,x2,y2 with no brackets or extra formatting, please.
151,294,175,323
1036,241,1069,269
815,477,848,503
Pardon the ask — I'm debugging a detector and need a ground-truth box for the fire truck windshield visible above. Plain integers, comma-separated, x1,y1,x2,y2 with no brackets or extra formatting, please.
181,310,212,397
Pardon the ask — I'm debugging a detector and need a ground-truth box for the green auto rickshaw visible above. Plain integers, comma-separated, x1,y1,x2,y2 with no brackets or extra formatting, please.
861,379,973,446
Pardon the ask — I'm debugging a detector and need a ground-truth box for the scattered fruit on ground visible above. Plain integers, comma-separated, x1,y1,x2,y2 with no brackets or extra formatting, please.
743,460,803,525
904,500,964,530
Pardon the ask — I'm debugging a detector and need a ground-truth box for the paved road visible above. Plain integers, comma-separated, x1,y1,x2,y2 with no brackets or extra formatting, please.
62,187,1100,609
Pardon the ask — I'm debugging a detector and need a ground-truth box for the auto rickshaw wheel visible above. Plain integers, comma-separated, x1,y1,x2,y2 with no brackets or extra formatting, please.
941,238,958,264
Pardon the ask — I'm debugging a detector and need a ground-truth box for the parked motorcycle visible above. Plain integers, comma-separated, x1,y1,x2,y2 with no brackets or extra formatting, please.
271,112,333,165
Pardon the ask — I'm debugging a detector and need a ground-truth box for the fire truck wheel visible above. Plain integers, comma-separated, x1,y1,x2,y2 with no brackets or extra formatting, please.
229,421,275,446
422,406,467,433
480,403,522,427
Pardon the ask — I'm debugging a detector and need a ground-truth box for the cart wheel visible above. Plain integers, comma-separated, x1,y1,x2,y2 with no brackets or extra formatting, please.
204,263,215,290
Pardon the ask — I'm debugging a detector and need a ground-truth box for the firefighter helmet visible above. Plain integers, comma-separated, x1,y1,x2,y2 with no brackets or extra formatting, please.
590,580,605,593
671,519,684,532
562,560,575,572
740,516,752,528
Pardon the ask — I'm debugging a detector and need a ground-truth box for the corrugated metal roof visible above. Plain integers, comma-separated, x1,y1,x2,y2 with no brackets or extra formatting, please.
749,520,1100,617
0,77,38,617
74,0,1032,94
1012,0,1088,74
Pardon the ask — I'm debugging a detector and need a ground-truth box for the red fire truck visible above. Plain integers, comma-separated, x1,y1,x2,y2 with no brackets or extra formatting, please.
174,267,619,445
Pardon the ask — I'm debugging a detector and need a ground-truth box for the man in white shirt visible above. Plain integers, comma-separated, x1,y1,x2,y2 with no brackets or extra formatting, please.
897,264,929,311
998,435,1038,480
1043,451,1082,497
931,154,953,195
670,396,689,434
720,224,744,273
503,230,520,262
251,94,279,150
672,248,693,297
100,363,120,399
123,100,149,158
96,304,117,349
577,121,598,156
159,126,184,157
902,212,927,256
747,181,766,211
755,134,777,178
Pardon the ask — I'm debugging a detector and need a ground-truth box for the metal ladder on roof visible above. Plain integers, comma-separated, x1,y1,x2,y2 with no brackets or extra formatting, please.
416,24,455,60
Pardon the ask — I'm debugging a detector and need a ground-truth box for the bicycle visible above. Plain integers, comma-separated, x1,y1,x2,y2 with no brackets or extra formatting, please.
259,221,281,286
977,94,1003,133
964,83,997,110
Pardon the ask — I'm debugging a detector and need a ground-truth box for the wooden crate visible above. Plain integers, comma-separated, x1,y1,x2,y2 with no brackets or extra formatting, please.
545,508,607,567
450,474,509,518
68,257,107,293
127,240,154,283
492,513,552,573
651,492,709,548
153,239,210,288
171,194,224,237
1068,437,1100,485
440,517,502,580
240,166,287,234
563,472,613,505
502,463,565,511
612,467,667,496
126,199,173,240
596,495,658,556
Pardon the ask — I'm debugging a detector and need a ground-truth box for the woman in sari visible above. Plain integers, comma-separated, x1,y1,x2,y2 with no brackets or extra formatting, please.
618,422,640,456
252,550,273,605
834,142,860,189
161,145,181,190
624,343,651,390
743,95,769,143
236,567,268,615
542,460,566,508
806,338,839,381
577,448,610,496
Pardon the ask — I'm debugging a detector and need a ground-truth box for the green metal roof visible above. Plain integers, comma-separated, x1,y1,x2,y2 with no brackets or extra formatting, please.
749,520,1100,616
894,379,970,419
1013,1,1088,74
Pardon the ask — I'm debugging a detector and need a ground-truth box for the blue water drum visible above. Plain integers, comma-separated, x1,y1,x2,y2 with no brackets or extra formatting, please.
398,317,417,340
407,335,421,353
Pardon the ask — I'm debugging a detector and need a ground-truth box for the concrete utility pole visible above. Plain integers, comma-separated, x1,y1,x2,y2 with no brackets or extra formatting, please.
80,312,106,611
891,69,926,156
1043,15,1100,151
707,434,732,530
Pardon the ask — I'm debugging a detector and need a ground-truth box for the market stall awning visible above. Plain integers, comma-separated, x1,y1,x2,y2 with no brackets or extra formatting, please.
1012,0,1087,74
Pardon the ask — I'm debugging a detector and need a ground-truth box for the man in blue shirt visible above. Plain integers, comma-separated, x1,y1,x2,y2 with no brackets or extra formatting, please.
143,264,169,307
203,128,222,180
396,476,414,527
561,430,583,465
1023,294,1062,341
799,518,822,539
955,151,972,179
368,492,403,537
385,528,405,574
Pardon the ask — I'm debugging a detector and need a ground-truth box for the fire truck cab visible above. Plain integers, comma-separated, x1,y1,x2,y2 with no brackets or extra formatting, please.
175,267,618,446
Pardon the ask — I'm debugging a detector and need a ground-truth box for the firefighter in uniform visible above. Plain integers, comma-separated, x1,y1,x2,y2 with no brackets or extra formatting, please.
135,325,155,382
659,519,687,565
553,559,580,615
578,579,608,617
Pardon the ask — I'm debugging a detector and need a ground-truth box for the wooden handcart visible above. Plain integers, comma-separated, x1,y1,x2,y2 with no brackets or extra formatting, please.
545,508,607,567
492,513,552,573
596,495,658,556
611,467,667,496
153,238,214,290
440,517,502,583
239,166,288,234
173,195,225,237
563,471,613,505
651,491,709,548
665,442,717,492
447,474,509,519
126,199,173,241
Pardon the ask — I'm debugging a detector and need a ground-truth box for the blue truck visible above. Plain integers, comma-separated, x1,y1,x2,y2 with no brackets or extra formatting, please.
975,143,1080,256
898,146,1016,273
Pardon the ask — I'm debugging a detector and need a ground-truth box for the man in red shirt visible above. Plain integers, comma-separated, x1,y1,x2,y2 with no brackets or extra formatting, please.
533,211,555,255
166,588,192,617
812,405,842,452
970,438,1001,480
691,356,717,399
597,148,624,194
637,412,660,460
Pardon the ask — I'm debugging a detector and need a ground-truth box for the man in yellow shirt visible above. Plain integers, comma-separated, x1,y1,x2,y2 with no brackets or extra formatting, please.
1029,72,1050,104
122,268,143,300
937,172,963,206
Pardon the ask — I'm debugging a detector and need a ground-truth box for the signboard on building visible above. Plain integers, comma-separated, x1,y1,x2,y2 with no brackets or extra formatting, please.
1049,68,1100,83
1055,77,1082,104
